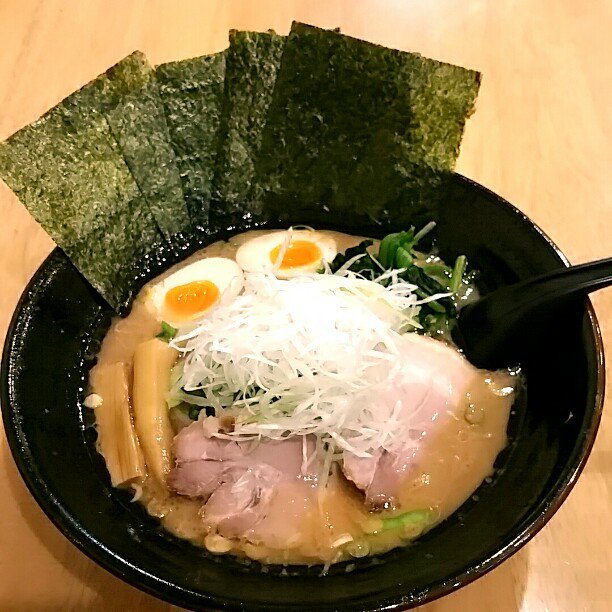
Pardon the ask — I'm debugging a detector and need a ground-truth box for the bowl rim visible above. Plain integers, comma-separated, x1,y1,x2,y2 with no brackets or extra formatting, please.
1,173,606,611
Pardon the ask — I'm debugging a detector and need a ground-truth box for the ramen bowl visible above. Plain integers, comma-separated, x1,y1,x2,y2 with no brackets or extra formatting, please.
1,174,604,610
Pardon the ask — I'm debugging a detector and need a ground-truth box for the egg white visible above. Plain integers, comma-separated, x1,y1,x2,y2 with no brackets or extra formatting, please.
148,257,243,326
235,230,337,279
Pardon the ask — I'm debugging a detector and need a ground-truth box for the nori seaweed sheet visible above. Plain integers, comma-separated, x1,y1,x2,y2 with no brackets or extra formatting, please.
0,87,162,310
156,52,226,228
65,194,159,309
253,23,480,226
0,29,481,309
211,30,284,225
65,51,190,239
107,90,189,239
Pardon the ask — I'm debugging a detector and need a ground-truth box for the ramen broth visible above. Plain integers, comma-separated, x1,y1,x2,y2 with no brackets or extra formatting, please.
90,230,514,565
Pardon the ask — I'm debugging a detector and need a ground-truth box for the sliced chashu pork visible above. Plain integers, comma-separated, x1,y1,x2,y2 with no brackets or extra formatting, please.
169,421,316,537
342,333,481,509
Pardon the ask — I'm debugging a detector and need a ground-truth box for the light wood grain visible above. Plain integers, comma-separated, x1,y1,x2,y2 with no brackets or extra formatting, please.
0,1,610,610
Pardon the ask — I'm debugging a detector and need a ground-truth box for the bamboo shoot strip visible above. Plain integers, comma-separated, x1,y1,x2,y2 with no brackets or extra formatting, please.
132,338,179,484
157,52,227,228
212,30,284,225
89,362,146,488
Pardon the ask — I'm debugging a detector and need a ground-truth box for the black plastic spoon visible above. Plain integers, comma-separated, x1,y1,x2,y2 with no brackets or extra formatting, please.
452,257,612,369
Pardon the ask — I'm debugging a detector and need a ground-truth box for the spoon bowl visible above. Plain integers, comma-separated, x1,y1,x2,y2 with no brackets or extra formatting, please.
453,257,612,369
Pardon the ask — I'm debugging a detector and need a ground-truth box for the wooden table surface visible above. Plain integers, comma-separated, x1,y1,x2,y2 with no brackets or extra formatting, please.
0,1,610,610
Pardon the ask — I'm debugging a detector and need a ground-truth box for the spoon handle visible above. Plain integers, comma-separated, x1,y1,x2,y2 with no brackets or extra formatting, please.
455,257,612,369
504,257,612,308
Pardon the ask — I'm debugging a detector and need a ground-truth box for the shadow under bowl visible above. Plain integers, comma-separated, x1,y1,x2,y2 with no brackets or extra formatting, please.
1,174,605,611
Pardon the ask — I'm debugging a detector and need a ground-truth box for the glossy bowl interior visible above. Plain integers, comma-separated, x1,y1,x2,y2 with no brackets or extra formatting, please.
1,174,604,611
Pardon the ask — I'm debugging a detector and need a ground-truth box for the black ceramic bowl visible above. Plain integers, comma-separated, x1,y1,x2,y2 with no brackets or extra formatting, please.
1,174,605,610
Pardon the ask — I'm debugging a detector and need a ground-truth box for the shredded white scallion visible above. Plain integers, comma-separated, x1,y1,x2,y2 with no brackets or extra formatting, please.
169,268,450,459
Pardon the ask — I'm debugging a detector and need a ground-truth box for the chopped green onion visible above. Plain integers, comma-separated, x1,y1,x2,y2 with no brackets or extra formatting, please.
398,227,415,250
419,264,451,287
378,230,414,268
419,263,451,274
415,287,446,313
412,221,436,245
449,255,467,294
381,509,433,531
378,232,401,268
156,321,178,342
394,246,413,268
188,406,202,420
428,300,447,314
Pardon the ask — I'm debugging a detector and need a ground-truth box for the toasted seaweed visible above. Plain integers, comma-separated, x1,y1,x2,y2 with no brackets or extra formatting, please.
0,106,141,243
107,88,189,239
341,47,481,222
211,30,284,225
65,194,160,309
156,52,226,228
0,28,481,311
253,23,480,226
62,51,190,239
0,89,162,310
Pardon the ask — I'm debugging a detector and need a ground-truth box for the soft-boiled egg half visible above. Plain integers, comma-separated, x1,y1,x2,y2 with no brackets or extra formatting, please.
235,230,337,279
149,257,243,326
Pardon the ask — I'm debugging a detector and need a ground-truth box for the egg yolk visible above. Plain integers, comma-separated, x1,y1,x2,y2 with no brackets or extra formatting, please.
164,280,220,318
269,240,323,270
